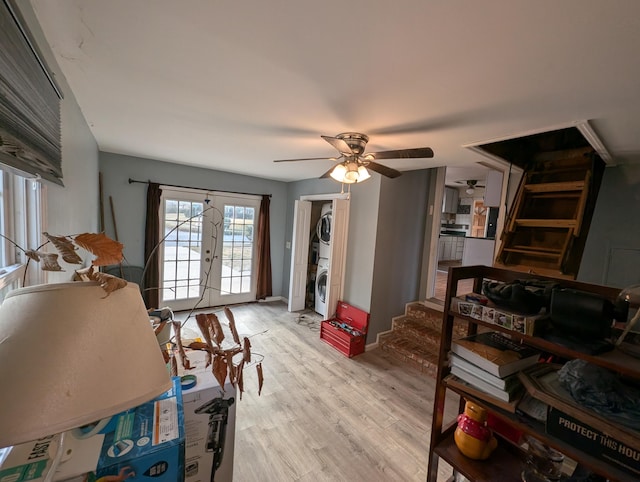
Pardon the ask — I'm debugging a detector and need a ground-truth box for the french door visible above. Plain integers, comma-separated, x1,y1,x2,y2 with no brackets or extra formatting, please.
158,188,260,311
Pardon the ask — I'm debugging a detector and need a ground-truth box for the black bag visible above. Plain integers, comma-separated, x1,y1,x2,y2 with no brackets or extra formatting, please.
482,279,559,314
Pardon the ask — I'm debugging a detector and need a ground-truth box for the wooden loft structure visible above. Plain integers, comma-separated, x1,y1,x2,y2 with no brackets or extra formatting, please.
474,124,607,279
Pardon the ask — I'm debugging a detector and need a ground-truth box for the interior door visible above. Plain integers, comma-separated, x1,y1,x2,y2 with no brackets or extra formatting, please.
288,200,311,312
324,198,349,318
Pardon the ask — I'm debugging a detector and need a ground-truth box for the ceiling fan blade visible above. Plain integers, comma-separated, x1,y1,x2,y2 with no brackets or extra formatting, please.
273,156,339,163
321,136,354,156
366,161,402,178
369,147,434,160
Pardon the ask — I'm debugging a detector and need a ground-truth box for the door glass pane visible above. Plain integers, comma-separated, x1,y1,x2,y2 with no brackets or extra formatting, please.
221,204,255,295
162,199,204,301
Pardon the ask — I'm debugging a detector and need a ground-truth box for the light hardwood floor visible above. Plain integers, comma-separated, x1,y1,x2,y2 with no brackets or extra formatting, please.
180,301,460,481
434,269,474,302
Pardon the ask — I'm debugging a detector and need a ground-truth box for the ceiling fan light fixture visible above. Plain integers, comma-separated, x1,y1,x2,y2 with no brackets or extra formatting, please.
330,163,348,182
344,162,360,182
356,166,371,182
466,187,475,195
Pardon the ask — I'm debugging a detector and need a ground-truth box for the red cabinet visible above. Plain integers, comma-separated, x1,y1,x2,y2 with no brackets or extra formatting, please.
320,301,369,357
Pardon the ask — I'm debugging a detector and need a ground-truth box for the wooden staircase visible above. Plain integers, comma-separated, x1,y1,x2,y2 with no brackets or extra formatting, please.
378,302,466,376
496,147,605,278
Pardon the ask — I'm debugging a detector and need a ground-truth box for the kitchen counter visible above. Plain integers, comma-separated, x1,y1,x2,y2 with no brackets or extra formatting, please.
439,233,495,241
462,237,496,266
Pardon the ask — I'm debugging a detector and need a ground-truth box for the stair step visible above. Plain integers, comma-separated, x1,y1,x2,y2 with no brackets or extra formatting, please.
514,219,577,228
404,303,443,327
379,332,440,376
392,318,444,345
524,180,585,192
502,246,562,258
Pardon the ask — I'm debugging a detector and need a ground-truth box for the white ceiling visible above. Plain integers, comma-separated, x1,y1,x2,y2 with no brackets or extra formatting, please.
30,0,640,182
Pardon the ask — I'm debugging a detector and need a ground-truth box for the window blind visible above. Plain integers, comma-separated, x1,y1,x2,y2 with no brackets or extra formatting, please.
0,0,63,185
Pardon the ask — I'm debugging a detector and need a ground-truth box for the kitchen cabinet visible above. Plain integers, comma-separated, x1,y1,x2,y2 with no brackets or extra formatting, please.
426,265,632,482
439,235,465,261
443,187,459,213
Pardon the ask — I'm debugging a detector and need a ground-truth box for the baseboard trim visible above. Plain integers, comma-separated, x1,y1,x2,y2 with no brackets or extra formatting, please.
365,341,379,351
258,296,285,303
374,328,394,346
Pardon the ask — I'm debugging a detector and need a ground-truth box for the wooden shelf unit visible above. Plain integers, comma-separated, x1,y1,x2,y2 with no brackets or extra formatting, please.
426,265,636,482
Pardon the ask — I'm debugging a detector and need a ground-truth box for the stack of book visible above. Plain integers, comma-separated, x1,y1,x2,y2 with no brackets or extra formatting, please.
448,331,540,410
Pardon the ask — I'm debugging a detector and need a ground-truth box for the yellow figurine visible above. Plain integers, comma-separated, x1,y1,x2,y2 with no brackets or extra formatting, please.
454,400,498,460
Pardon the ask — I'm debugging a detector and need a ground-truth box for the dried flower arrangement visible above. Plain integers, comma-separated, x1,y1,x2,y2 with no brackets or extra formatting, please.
0,229,263,399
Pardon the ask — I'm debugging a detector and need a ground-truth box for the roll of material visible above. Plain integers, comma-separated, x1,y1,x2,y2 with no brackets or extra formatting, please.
551,288,613,339
180,374,197,390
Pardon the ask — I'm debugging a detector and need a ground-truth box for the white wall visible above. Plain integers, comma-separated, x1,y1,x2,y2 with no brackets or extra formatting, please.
19,2,100,282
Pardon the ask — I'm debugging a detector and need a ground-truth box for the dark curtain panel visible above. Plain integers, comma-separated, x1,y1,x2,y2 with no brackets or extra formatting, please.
143,182,162,309
255,195,272,300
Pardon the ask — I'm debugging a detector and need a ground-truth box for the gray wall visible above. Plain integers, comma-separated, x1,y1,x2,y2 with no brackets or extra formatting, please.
99,152,288,296
282,177,382,311
284,171,434,342
579,164,640,288
369,170,431,342
18,2,100,283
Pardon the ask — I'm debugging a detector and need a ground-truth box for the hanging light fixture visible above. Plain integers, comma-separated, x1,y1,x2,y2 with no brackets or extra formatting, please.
329,163,351,183
329,161,371,184
357,165,371,182
344,161,360,183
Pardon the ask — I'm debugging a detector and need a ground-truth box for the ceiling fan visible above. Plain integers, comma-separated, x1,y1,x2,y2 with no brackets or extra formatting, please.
273,132,434,183
455,179,485,194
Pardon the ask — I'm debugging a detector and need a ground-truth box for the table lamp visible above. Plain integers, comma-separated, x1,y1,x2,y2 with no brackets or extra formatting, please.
0,281,172,479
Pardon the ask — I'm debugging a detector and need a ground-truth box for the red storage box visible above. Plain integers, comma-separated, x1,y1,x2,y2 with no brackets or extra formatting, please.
320,301,369,357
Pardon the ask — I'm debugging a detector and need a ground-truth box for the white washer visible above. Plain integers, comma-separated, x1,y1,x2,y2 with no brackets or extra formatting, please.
317,203,332,259
315,258,329,317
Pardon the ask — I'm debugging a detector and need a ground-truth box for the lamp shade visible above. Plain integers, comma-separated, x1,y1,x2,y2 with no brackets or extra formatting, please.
329,163,348,182
0,281,172,448
356,166,371,182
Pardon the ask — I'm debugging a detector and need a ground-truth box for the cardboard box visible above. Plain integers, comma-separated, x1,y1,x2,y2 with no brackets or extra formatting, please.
450,293,488,320
178,349,236,482
320,301,369,357
452,293,546,336
0,435,103,482
0,379,185,482
546,407,640,478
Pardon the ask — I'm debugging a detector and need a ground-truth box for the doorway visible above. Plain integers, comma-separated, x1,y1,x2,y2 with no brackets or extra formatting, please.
159,187,261,311
427,165,508,305
288,194,349,317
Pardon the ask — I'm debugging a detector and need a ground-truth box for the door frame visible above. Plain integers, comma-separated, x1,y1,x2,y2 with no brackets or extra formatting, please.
423,161,519,309
288,192,350,313
158,186,261,311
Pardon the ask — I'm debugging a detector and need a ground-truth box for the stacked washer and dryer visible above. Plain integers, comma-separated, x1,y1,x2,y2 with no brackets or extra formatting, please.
315,203,332,317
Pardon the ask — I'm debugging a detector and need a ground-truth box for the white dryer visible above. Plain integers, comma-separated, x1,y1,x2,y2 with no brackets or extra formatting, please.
315,257,329,317
317,203,332,259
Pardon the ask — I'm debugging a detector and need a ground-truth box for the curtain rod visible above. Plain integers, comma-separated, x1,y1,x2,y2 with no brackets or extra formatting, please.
128,178,271,198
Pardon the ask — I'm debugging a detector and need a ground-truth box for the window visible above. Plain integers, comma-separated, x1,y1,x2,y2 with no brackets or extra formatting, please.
0,166,45,301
